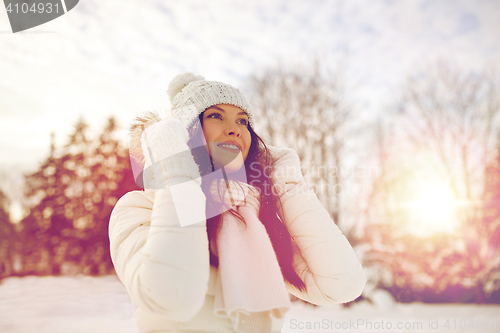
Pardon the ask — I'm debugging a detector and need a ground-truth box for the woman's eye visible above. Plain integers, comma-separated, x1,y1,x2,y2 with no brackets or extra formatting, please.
238,119,249,126
208,113,222,120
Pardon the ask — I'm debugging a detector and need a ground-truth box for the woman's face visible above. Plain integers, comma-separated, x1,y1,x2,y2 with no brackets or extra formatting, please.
202,104,251,173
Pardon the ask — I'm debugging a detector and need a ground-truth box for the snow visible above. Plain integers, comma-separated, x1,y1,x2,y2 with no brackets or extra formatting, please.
0,275,137,333
0,275,498,333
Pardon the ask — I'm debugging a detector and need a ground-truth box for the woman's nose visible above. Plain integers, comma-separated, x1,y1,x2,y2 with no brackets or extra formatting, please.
225,121,240,137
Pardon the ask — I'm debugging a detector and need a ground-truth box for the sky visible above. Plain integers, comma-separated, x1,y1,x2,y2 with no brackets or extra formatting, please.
1,0,499,177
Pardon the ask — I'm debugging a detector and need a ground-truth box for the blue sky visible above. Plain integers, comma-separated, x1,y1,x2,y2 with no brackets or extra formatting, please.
1,0,499,169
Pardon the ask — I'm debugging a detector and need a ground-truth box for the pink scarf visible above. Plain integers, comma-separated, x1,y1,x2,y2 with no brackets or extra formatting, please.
209,180,291,333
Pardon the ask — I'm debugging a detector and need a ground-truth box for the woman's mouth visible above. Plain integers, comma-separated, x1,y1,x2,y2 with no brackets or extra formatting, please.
217,142,241,152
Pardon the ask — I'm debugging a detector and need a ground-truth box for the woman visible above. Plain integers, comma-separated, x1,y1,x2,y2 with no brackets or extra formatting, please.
109,73,366,333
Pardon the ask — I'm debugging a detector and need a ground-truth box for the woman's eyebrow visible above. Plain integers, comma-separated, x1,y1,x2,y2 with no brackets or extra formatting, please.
207,106,248,116
208,105,225,113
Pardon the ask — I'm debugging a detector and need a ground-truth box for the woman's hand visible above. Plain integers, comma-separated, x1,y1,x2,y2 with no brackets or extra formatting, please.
267,145,308,201
141,118,202,189
267,145,305,185
141,118,207,227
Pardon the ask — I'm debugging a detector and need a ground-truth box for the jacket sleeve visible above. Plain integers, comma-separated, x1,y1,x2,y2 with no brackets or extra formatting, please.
109,180,210,321
280,181,366,305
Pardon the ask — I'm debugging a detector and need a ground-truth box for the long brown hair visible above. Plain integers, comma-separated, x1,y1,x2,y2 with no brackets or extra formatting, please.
187,112,306,292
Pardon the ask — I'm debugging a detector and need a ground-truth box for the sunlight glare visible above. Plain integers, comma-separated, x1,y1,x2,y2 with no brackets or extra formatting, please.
406,182,460,236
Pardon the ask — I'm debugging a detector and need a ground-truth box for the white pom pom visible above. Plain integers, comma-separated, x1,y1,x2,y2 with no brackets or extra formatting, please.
167,72,205,103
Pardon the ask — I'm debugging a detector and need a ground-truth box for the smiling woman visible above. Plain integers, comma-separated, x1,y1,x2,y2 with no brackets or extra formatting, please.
109,72,366,333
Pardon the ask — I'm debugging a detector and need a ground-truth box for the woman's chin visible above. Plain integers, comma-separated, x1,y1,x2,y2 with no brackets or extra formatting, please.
223,162,244,173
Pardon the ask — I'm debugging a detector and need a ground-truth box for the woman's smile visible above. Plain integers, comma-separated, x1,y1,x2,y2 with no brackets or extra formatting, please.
217,142,241,152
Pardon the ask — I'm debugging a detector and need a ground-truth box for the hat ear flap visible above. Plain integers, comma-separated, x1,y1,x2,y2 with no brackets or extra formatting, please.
167,72,205,103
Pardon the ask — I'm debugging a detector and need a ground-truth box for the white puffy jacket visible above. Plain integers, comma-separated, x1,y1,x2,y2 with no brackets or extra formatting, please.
109,116,366,333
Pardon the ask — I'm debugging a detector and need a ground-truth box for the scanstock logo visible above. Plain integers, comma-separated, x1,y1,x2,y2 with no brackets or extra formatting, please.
3,0,79,33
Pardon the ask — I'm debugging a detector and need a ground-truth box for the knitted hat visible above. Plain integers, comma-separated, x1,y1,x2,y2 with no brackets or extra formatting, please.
167,72,254,129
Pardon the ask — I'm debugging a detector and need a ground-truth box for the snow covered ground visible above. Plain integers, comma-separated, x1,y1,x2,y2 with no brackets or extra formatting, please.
0,275,498,333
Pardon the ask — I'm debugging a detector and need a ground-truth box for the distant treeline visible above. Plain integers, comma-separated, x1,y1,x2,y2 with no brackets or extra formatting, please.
0,117,139,278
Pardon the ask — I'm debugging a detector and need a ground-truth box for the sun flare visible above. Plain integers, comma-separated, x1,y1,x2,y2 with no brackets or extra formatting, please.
406,182,461,236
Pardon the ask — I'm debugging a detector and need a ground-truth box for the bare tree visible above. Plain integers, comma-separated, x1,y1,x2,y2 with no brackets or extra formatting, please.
360,59,500,302
401,60,500,222
247,55,356,226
